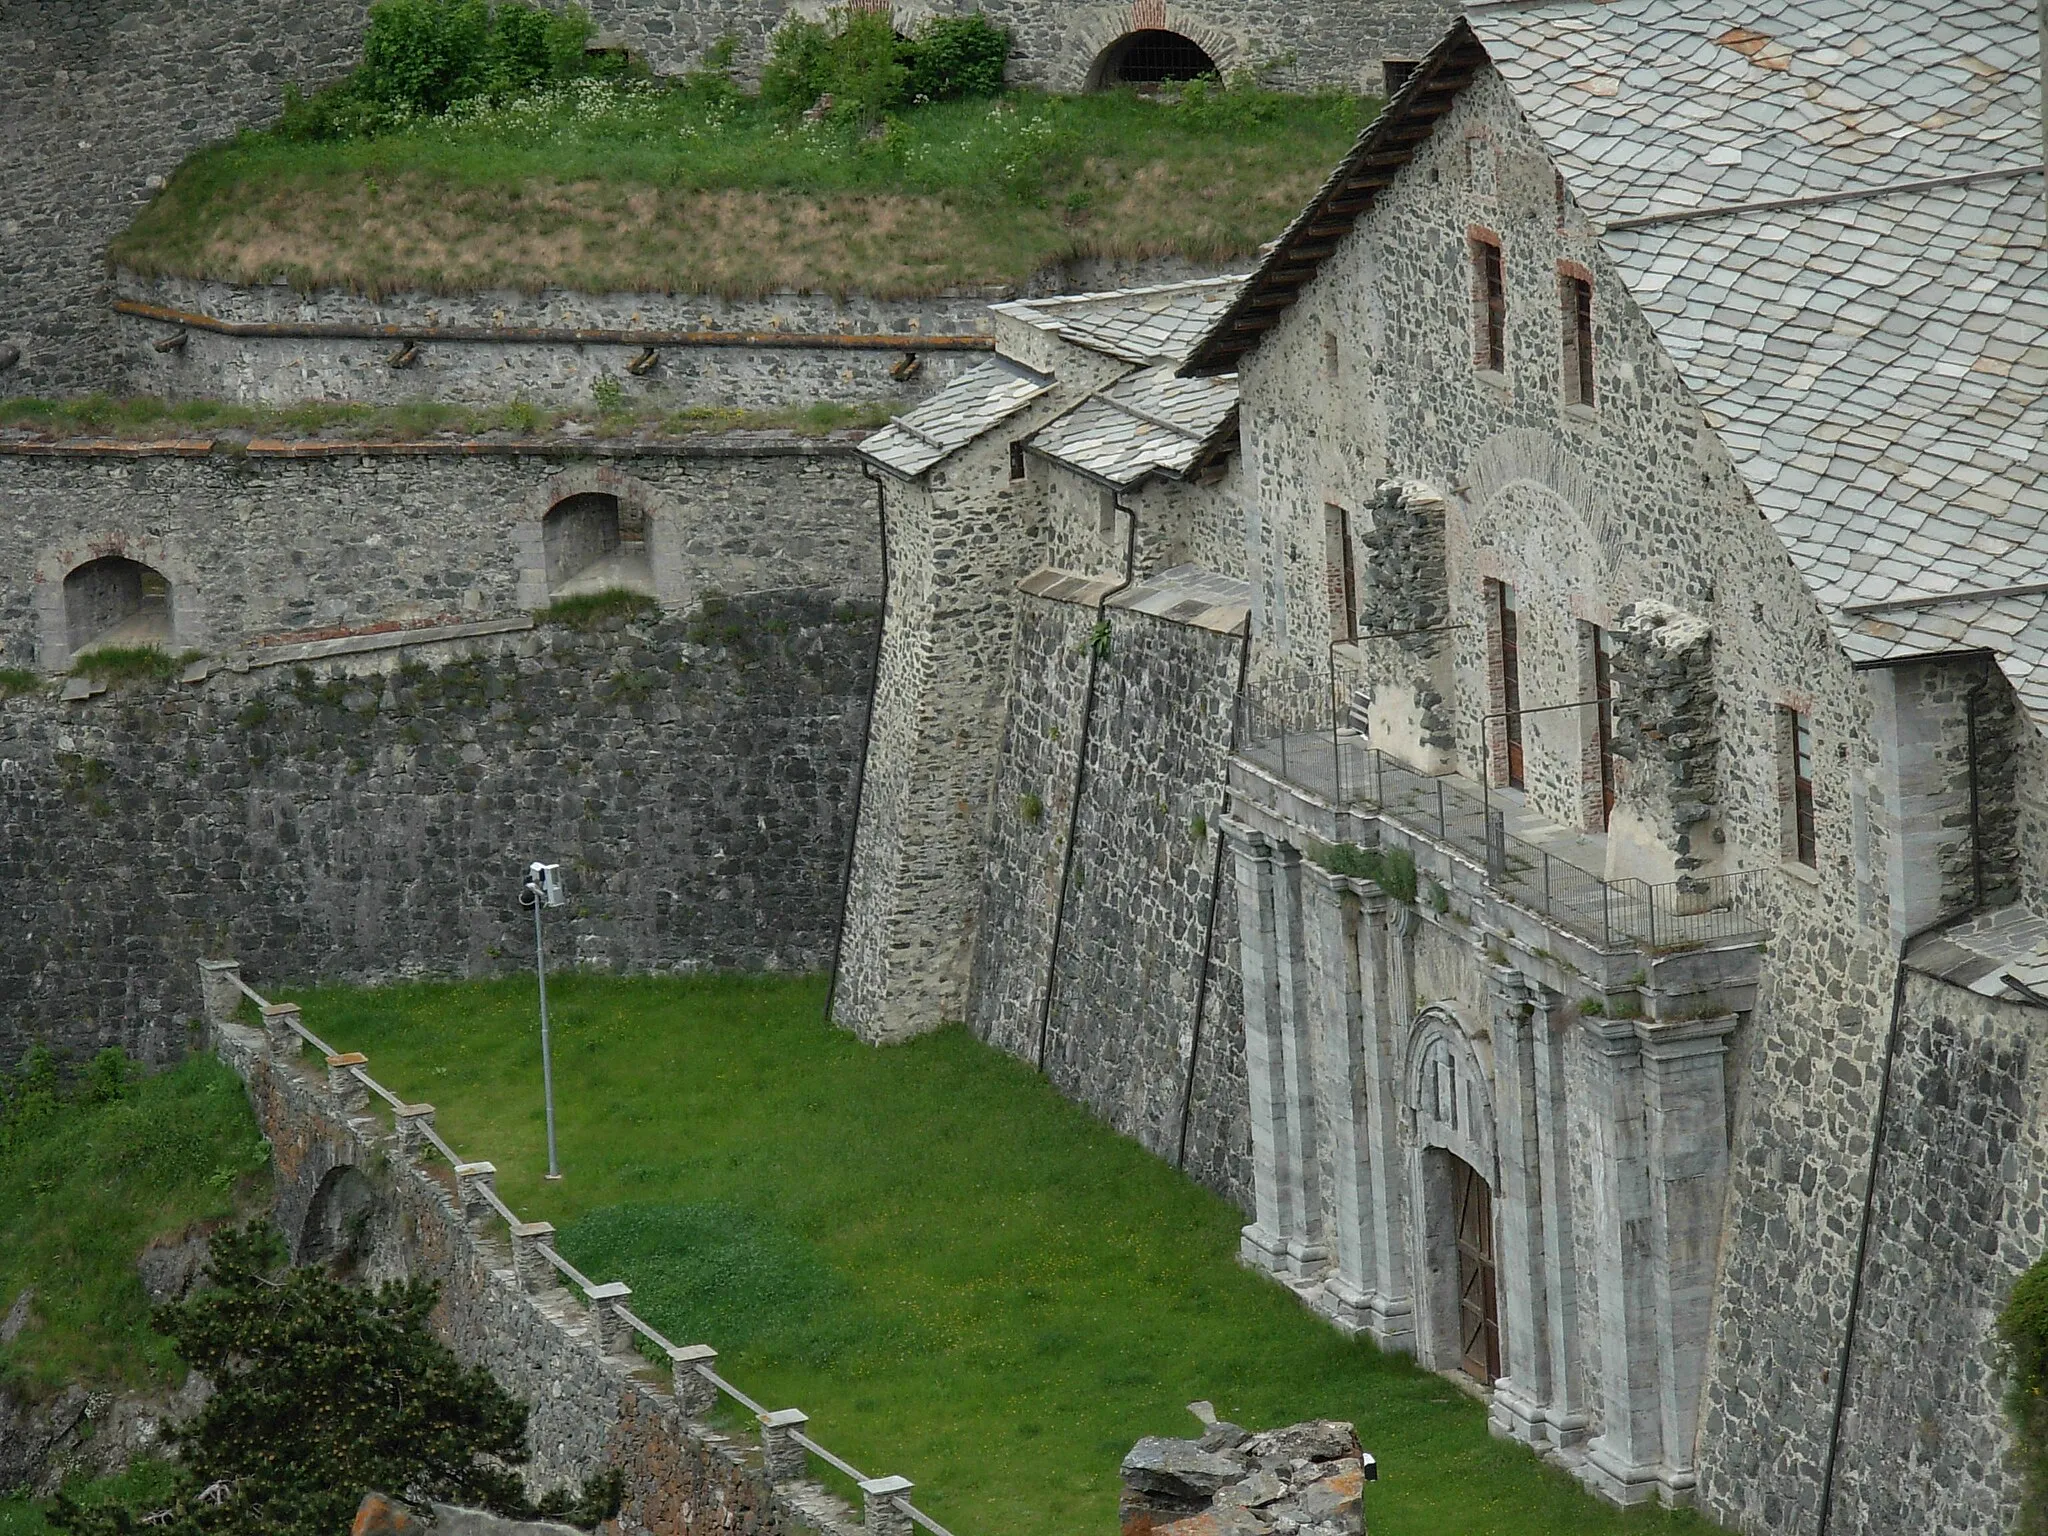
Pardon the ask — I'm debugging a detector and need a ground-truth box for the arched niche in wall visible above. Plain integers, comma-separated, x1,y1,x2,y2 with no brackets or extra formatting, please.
64,555,175,657
542,490,654,599
1087,29,1218,89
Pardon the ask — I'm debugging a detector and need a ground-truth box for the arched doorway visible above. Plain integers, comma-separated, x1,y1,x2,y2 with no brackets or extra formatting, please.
1088,30,1218,90
542,491,652,599
1407,1007,1504,1384
64,555,173,656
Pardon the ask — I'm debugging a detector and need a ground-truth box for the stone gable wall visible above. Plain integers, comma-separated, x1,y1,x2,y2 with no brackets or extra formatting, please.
1229,62,2048,1532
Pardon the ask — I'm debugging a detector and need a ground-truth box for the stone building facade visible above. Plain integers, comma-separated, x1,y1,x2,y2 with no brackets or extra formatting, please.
839,1,2048,1530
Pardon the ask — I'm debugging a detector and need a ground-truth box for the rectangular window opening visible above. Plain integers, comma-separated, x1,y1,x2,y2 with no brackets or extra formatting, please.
1591,623,1617,829
1097,489,1119,541
1325,504,1358,642
1498,582,1524,790
1472,235,1506,374
1561,272,1595,407
1008,441,1026,481
1788,706,1817,867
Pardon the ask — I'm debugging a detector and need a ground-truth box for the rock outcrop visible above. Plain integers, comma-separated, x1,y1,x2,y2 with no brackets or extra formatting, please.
1119,1405,1371,1536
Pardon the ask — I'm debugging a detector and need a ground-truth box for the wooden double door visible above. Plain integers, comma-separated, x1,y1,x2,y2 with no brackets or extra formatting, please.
1453,1155,1502,1384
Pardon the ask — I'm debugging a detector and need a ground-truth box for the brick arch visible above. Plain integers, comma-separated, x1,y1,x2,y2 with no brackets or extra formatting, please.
32,529,209,672
516,465,685,610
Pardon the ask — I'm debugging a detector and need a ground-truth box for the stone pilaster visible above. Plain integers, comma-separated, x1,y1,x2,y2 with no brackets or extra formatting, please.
1637,1012,1736,1502
1530,987,1589,1452
1302,863,1374,1330
1486,964,1552,1447
1578,1015,1665,1506
1358,901,1417,1352
1227,820,1323,1277
1269,840,1328,1277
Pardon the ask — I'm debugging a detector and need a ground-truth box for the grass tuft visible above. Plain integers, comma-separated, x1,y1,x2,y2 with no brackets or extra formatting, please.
276,972,1723,1536
111,85,1374,299
0,668,45,699
68,646,193,683
536,589,659,628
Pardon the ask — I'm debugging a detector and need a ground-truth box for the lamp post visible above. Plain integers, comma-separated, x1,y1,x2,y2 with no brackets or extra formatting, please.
521,861,565,1181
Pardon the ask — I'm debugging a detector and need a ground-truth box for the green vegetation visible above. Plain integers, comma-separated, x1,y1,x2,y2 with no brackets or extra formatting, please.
2003,1251,2048,1533
0,1050,271,1398
0,669,44,700
277,973,1719,1536
67,647,195,684
47,1224,621,1536
1,1462,184,1536
1317,841,1419,903
536,588,660,628
112,3,1370,298
0,394,893,443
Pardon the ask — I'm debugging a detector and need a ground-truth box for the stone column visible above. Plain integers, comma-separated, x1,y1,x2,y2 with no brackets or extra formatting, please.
325,1052,369,1114
1303,862,1373,1330
1530,988,1588,1451
1577,1017,1664,1506
1485,965,1552,1446
393,1102,436,1159
1358,901,1416,1352
454,1161,498,1232
261,1002,303,1057
585,1281,633,1355
510,1221,556,1292
1637,1012,1735,1501
666,1343,719,1416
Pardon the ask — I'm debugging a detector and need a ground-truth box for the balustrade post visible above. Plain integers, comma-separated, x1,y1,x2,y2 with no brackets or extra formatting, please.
584,1282,632,1355
665,1343,719,1416
325,1053,369,1113
394,1103,436,1158
196,960,242,1038
260,1002,302,1057
758,1409,810,1482
859,1476,915,1536
453,1162,497,1229
509,1221,556,1291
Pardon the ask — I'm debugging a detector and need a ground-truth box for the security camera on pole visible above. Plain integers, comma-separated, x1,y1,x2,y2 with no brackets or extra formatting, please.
520,861,566,1181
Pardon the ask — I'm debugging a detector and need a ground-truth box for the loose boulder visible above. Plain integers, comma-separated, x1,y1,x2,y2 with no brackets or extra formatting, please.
1120,1407,1370,1536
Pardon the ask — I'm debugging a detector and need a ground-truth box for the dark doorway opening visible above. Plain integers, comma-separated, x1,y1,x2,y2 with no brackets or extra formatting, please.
1089,30,1218,89
1453,1155,1501,1383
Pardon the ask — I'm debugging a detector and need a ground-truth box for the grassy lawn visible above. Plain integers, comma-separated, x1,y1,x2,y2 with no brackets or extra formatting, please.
280,973,1719,1536
0,395,893,444
112,86,1369,299
0,1054,271,1400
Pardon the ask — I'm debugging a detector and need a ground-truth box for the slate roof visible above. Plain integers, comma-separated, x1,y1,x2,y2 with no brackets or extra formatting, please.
1185,0,2048,721
994,277,1247,365
1471,0,2041,224
860,356,1053,480
1026,366,1239,487
1017,562,1252,634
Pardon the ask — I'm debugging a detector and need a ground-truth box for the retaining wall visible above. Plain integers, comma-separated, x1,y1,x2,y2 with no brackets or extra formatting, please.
968,592,1250,1210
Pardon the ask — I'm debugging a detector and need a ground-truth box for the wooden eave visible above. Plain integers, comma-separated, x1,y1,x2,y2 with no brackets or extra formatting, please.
1180,20,1488,378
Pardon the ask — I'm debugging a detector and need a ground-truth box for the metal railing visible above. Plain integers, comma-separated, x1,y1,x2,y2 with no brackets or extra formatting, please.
220,969,954,1536
1233,681,1760,953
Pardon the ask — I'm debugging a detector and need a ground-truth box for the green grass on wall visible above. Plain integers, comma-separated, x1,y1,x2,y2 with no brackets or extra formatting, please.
275,972,1724,1536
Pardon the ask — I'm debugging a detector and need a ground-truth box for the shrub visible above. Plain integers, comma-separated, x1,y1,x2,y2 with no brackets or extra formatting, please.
904,14,1011,103
2003,1252,2048,1534
69,646,181,683
1317,842,1417,903
537,588,658,628
0,667,43,699
763,9,906,123
47,1223,618,1536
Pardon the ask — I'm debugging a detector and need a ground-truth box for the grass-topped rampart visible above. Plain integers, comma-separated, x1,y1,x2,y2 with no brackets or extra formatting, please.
111,3,1372,300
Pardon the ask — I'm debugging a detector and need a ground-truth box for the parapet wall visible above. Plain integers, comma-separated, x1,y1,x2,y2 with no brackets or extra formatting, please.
213,1008,865,1536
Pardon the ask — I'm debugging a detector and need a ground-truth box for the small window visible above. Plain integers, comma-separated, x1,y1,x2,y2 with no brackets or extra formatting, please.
1495,581,1524,790
64,555,173,657
1009,441,1026,481
1383,59,1418,94
1322,331,1340,377
1590,623,1618,828
1561,271,1595,407
1471,233,1506,374
1788,707,1817,866
1325,504,1358,642
1097,488,1119,541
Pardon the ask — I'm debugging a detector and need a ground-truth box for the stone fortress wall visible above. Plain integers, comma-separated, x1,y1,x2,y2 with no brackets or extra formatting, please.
0,0,1449,404
0,439,881,1065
